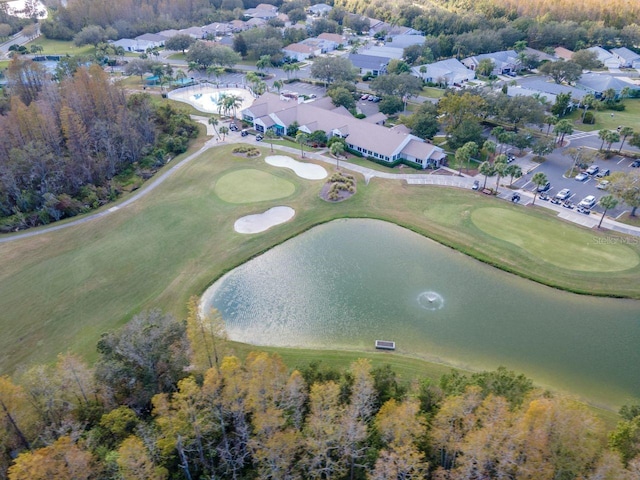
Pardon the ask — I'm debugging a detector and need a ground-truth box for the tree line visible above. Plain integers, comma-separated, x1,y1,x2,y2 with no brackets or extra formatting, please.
1,299,639,479
0,58,198,232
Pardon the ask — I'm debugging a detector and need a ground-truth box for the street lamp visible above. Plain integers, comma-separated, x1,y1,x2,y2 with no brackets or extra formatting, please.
569,146,582,178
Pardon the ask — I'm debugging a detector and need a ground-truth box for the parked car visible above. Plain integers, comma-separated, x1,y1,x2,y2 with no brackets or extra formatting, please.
229,123,239,131
472,180,480,190
360,94,369,100
507,153,516,163
585,165,600,176
595,168,610,178
631,160,640,168
255,134,263,141
579,195,597,208
536,181,551,193
241,129,248,137
555,188,572,200
575,172,589,182
597,180,610,190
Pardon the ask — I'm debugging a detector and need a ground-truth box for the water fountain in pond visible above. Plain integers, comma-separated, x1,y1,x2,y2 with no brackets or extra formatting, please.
417,291,444,311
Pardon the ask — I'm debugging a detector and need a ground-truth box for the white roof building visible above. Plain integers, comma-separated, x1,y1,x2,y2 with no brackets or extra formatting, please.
411,58,475,86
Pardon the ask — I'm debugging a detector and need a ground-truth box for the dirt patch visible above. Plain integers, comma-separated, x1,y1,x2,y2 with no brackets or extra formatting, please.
320,171,357,202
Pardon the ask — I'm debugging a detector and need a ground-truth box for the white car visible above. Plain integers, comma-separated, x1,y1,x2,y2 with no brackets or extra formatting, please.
579,195,597,208
597,180,610,190
575,172,589,182
555,188,572,200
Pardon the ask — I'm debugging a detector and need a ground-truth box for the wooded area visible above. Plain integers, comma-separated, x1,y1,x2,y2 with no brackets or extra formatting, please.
0,301,639,479
0,59,198,231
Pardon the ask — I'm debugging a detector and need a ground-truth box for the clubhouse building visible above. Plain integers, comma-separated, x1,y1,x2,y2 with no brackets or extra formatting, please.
241,93,446,169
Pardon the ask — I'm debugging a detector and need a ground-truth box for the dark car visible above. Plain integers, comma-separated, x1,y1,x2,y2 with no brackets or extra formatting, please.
255,134,263,141
472,180,480,190
536,181,551,193
595,169,610,178
631,160,640,168
229,124,239,131
240,129,249,137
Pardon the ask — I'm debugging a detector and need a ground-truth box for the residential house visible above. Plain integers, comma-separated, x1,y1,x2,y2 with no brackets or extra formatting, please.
241,93,446,168
610,47,640,68
586,46,620,69
359,45,404,60
229,20,248,32
513,77,587,102
308,3,332,16
317,33,346,48
245,17,267,28
158,29,180,39
202,22,234,38
411,58,475,86
111,38,141,52
283,42,319,61
462,50,519,75
244,5,278,20
348,53,390,76
179,26,205,39
576,73,638,98
135,33,166,48
522,47,556,63
554,47,574,61
300,37,335,54
385,34,426,50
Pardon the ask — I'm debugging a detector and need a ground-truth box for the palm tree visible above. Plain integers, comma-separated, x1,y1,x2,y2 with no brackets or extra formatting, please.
531,172,548,205
219,125,229,141
264,129,277,152
206,65,225,85
605,131,620,152
296,132,308,158
598,195,619,228
554,119,573,145
479,161,496,189
505,164,523,186
273,80,283,93
494,155,508,190
208,116,219,138
580,93,596,122
256,55,272,73
618,126,634,153
545,115,558,136
482,140,496,161
330,142,345,169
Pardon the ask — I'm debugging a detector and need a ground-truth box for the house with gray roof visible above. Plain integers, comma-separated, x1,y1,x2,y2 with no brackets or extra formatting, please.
317,33,346,48
462,50,519,75
586,46,620,69
179,26,205,39
359,45,404,60
386,34,425,50
348,53,390,76
575,73,638,98
241,93,446,168
411,58,475,86
514,77,587,102
308,3,332,16
610,47,640,68
111,38,141,52
244,6,278,19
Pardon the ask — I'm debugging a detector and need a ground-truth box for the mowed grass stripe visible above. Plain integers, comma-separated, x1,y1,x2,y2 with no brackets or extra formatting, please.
471,207,639,272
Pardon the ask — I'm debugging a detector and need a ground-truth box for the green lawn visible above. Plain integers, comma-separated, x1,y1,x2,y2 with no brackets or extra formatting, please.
167,52,187,60
27,38,95,56
566,99,640,132
2,139,640,379
215,168,296,203
472,207,639,272
419,86,446,98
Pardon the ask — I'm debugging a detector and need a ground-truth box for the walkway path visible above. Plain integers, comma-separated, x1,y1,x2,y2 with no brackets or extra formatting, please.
2,122,639,244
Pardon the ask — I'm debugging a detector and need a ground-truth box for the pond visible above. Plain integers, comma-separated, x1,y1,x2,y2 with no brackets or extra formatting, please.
201,219,640,408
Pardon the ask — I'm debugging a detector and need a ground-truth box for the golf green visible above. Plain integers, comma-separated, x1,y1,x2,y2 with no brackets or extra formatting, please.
215,169,296,204
471,207,639,272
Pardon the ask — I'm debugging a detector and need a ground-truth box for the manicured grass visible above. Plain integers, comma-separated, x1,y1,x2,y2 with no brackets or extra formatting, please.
2,140,640,379
471,207,639,271
566,99,640,132
617,212,640,227
27,38,94,56
419,86,446,98
167,52,187,60
215,168,296,203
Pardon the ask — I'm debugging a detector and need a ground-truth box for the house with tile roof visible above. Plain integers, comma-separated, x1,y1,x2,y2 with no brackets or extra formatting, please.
610,47,640,68
554,47,574,61
317,33,347,48
283,42,319,61
241,93,446,168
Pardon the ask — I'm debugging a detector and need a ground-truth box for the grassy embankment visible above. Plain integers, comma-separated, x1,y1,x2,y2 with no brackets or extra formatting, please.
566,98,640,132
1,133,639,416
26,38,94,56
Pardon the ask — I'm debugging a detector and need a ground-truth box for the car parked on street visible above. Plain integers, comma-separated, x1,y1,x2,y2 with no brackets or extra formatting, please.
575,172,589,182
555,188,572,200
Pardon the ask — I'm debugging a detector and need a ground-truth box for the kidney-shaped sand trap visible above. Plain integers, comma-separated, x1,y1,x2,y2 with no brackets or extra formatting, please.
234,206,295,234
265,155,327,180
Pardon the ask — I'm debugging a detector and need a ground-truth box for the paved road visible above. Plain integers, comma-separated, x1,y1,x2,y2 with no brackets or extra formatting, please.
3,118,639,244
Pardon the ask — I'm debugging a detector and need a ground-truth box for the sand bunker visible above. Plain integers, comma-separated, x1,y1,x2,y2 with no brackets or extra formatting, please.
234,206,295,234
168,85,254,117
265,155,327,180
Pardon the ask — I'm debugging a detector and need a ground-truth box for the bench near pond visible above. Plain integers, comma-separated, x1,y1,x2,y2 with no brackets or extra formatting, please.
375,340,396,350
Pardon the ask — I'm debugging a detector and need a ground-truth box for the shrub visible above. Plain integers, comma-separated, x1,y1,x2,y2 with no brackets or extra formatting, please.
583,111,595,124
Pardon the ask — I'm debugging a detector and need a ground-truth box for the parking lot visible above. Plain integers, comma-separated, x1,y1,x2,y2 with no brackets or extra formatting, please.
513,152,639,217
